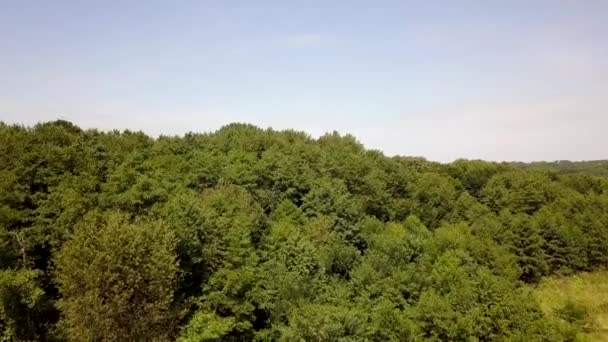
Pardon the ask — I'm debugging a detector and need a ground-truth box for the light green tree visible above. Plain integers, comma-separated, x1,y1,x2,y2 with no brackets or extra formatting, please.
55,211,178,341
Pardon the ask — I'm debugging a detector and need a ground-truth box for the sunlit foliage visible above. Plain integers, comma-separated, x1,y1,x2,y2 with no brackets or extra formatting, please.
1,120,607,340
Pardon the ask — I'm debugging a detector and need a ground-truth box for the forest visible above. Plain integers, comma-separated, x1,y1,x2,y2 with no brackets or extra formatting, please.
507,160,608,177
1,120,608,341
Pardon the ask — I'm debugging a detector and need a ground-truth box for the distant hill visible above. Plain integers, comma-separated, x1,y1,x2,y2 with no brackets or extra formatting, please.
508,160,608,176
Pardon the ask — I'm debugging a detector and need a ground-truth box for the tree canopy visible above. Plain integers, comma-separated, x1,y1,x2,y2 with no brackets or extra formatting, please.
1,120,607,341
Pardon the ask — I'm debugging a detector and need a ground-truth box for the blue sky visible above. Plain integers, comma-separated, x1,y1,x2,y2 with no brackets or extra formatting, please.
1,1,607,161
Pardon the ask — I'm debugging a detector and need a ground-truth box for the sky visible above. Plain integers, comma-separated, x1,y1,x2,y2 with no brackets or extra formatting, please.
1,0,607,162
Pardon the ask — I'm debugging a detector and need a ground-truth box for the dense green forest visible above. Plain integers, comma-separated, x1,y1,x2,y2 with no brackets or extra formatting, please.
509,160,608,177
1,120,608,341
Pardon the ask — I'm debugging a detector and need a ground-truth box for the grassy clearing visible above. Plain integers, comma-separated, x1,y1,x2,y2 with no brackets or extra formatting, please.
533,271,608,341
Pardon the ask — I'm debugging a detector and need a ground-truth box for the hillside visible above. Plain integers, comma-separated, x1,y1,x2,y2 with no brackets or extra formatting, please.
1,120,608,341
509,160,608,177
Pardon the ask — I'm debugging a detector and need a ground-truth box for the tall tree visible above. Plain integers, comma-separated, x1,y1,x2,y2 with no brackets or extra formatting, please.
55,211,178,341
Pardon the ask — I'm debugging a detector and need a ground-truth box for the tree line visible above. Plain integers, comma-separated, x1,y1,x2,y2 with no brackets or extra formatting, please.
1,120,608,341
508,160,608,177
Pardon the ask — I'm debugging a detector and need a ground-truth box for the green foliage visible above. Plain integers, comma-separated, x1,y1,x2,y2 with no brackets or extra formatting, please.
55,211,178,341
534,271,608,339
535,207,588,274
277,303,368,341
556,301,592,327
448,159,504,197
0,269,46,341
406,172,459,229
482,170,558,215
497,213,549,282
510,159,608,177
177,311,237,342
1,121,608,340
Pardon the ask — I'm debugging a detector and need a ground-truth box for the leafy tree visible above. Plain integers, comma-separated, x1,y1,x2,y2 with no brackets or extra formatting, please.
534,207,588,274
482,170,557,215
302,177,363,247
0,269,47,341
177,184,264,341
497,212,548,282
55,211,178,341
447,159,504,197
406,172,459,229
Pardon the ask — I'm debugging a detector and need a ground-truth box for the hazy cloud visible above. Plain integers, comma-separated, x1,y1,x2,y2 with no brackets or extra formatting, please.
282,33,333,48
